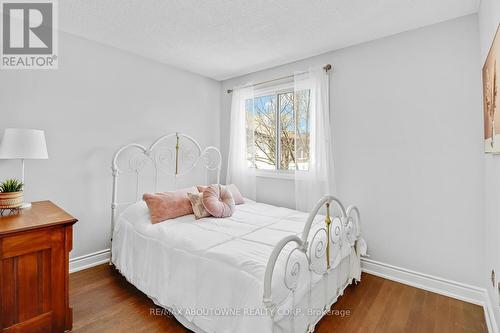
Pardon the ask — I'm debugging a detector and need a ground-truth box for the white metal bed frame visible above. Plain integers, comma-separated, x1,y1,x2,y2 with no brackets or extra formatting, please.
110,132,362,333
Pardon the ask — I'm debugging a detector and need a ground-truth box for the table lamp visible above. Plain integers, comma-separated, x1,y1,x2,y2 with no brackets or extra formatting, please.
0,128,48,208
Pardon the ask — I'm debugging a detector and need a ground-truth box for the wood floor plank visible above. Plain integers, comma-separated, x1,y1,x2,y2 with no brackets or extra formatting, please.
405,289,436,333
69,265,487,333
324,274,385,332
356,277,400,333
434,294,454,333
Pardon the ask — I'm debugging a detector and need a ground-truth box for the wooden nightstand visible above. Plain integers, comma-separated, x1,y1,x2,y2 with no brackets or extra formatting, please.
0,201,77,332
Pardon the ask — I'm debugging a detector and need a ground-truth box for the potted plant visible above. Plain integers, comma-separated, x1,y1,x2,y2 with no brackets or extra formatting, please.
0,179,24,209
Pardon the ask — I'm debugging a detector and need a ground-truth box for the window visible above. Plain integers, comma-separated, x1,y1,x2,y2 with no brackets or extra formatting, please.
246,88,310,171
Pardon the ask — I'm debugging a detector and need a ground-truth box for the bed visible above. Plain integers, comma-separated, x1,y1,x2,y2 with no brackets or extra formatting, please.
110,133,365,333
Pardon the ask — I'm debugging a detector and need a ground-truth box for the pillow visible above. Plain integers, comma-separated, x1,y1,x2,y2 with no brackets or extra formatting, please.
202,184,235,218
143,186,197,224
197,183,245,205
187,192,211,220
225,184,244,205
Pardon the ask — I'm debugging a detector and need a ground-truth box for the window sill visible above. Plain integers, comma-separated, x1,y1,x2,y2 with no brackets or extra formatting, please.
255,169,295,180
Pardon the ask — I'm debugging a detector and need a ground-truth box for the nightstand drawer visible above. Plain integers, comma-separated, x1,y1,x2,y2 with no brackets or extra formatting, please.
1,228,54,259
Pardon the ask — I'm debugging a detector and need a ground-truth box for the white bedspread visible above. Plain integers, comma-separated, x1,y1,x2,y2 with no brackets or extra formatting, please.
112,200,357,333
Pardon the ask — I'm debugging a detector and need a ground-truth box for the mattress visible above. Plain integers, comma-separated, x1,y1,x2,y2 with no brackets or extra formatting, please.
112,200,359,333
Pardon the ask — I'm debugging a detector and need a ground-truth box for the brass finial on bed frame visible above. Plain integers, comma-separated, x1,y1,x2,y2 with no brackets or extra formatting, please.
325,202,332,270
175,133,180,175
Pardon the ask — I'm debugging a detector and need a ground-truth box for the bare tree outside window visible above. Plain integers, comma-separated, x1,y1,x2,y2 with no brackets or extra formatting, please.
246,89,310,170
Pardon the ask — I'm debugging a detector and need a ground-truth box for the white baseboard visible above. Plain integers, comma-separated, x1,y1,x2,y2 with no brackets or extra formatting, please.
484,291,500,333
362,258,498,333
69,248,110,273
361,258,485,304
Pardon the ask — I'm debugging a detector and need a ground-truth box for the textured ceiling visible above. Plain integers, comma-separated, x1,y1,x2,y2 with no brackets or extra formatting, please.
59,0,480,80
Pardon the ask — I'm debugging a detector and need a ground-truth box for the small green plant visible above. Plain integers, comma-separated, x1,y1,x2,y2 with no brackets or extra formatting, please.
0,179,23,193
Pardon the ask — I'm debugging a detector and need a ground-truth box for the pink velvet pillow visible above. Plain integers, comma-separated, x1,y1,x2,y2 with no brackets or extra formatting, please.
143,186,197,224
202,184,235,218
197,183,245,205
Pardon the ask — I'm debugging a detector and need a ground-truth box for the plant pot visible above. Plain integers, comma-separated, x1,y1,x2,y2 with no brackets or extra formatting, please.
0,191,24,209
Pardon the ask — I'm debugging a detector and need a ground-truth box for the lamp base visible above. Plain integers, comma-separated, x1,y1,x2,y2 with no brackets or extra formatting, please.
21,202,32,209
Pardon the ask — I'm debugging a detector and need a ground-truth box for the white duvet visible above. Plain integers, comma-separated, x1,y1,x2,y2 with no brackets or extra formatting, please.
112,200,358,333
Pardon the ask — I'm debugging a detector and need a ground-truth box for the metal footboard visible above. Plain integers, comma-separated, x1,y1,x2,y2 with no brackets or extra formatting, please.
263,195,362,332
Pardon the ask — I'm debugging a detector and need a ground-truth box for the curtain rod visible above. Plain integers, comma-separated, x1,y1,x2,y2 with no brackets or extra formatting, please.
226,64,332,94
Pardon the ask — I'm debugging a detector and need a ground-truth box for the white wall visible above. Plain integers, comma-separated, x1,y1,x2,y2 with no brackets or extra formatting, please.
221,15,484,287
0,31,221,259
0,10,487,303
479,0,500,325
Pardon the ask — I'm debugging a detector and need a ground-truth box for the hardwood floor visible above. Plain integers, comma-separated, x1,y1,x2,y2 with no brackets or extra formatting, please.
70,264,487,333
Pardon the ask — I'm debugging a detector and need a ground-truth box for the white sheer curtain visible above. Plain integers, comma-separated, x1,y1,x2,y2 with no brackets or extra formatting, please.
294,68,335,212
226,86,256,200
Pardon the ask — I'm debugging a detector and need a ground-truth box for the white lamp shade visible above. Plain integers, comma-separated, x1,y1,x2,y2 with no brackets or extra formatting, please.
0,128,48,159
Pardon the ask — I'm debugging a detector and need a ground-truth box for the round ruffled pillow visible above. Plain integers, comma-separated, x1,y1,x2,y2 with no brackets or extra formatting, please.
202,184,235,218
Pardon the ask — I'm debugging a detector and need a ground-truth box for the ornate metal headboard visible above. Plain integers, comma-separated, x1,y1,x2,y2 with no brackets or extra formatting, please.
110,133,221,241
